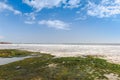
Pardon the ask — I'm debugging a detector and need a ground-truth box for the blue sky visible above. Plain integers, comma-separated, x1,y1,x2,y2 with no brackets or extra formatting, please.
1,0,120,43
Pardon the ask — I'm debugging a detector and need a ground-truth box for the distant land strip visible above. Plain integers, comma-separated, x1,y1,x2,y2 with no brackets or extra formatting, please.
0,42,12,44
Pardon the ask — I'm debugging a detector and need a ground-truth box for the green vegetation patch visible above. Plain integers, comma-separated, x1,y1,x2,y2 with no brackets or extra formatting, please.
0,49,39,57
0,50,120,80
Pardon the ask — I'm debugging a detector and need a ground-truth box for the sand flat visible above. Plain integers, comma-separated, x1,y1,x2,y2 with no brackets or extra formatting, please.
0,44,120,64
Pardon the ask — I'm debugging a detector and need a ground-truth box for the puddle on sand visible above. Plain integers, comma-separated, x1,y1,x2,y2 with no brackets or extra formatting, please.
0,56,31,65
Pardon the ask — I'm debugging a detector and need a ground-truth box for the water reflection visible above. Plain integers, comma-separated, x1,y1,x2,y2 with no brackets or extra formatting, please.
0,56,31,65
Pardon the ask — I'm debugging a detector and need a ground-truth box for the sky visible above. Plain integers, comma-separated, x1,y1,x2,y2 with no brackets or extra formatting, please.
1,0,120,43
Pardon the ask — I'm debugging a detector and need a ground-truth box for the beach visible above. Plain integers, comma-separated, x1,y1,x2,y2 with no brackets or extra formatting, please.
0,44,120,64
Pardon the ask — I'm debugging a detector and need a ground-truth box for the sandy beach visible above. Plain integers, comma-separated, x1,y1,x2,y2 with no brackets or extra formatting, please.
0,44,120,64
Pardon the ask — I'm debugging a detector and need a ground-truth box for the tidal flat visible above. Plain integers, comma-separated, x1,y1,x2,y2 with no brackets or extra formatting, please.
0,49,120,80
1,44,120,64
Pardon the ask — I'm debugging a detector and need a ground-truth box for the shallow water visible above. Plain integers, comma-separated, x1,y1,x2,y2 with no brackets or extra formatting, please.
0,56,31,65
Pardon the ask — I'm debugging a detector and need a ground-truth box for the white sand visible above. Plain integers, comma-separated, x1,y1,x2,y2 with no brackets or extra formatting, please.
0,44,120,64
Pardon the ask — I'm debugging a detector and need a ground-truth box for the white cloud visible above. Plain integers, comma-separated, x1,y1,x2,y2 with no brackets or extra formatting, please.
38,20,70,30
23,0,120,19
23,0,81,21
87,0,120,18
24,12,36,21
64,0,81,8
23,0,81,11
23,0,64,11
24,20,35,24
75,16,87,20
0,2,21,15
